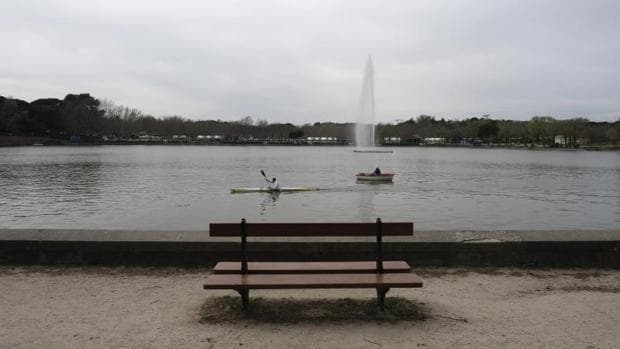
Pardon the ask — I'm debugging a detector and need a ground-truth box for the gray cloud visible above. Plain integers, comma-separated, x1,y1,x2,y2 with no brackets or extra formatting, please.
1,0,619,123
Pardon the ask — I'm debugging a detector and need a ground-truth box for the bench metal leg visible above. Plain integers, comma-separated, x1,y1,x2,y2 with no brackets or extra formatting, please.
376,287,390,312
236,289,250,311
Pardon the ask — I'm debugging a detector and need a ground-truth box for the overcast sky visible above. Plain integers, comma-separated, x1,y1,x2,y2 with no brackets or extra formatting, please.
1,0,619,123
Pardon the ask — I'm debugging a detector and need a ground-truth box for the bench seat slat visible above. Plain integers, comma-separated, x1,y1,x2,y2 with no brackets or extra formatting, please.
209,222,413,236
213,261,411,274
203,273,423,290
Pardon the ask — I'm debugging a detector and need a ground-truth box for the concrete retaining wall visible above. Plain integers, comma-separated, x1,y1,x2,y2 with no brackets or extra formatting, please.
1,229,618,268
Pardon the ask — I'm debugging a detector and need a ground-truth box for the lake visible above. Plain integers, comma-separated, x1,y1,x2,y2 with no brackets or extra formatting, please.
0,146,618,230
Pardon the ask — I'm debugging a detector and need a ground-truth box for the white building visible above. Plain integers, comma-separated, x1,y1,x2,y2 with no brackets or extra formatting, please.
424,137,445,144
554,135,567,145
384,137,401,144
138,135,162,142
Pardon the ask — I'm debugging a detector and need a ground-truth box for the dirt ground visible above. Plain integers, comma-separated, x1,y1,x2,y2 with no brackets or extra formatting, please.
0,266,618,348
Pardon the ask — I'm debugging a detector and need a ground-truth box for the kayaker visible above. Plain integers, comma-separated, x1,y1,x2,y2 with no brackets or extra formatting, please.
267,177,280,190
372,167,381,176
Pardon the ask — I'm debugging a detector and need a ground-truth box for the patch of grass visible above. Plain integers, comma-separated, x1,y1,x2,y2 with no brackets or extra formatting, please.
567,272,606,280
199,296,427,323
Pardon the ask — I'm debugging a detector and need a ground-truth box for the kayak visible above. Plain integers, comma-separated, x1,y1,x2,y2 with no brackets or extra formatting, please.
231,187,320,194
356,173,394,182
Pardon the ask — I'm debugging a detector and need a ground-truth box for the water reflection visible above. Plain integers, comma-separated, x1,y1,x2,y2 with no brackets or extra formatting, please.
356,189,375,221
0,159,104,222
259,191,280,215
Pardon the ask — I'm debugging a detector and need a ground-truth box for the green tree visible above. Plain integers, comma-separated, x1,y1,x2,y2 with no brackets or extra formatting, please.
60,94,103,136
607,127,619,144
557,118,588,147
0,98,32,135
29,98,62,136
498,121,510,145
463,118,480,141
527,116,555,144
436,126,452,142
477,119,499,143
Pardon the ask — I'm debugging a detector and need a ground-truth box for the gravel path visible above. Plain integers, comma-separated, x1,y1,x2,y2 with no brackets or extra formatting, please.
0,266,618,348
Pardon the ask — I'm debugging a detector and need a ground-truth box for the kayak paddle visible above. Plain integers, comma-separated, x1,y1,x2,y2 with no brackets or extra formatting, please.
260,170,270,184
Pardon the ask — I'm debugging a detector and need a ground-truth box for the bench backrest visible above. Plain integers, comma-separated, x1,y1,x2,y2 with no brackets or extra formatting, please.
209,222,413,237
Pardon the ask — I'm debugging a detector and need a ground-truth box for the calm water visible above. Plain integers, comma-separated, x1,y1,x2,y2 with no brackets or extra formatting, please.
0,146,618,230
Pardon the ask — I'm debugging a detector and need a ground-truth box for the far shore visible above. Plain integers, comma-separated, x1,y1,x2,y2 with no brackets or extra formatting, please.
1,136,618,150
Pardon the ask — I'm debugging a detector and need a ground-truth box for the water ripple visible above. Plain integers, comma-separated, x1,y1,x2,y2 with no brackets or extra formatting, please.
0,146,618,230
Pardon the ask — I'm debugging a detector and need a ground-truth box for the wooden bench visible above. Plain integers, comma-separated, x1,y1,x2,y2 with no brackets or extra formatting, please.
203,218,423,311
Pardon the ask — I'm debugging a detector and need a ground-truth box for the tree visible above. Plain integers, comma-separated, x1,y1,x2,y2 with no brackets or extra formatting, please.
477,119,499,143
0,98,20,133
416,115,435,125
607,127,619,144
59,94,103,136
0,98,32,135
256,119,269,127
527,116,555,144
29,98,62,135
288,129,304,139
557,118,588,147
436,126,452,143
463,118,480,141
239,116,254,126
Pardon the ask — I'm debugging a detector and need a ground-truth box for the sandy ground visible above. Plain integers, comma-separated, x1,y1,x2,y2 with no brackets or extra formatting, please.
0,266,618,349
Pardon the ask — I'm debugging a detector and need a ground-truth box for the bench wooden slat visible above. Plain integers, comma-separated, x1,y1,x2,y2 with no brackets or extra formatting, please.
209,222,413,237
213,261,411,274
203,273,423,289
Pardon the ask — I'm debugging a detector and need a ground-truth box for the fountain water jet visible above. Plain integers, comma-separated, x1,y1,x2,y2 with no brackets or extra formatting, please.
353,56,392,153
355,56,375,148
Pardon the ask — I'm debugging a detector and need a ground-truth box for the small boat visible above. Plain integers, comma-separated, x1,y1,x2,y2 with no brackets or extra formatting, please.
231,187,320,194
353,149,393,153
355,173,394,182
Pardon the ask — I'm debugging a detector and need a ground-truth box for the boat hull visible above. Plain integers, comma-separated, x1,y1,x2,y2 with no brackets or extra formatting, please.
353,150,393,153
355,173,394,182
231,187,320,194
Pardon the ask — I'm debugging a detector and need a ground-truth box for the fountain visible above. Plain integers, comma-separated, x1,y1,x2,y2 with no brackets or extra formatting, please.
353,56,392,153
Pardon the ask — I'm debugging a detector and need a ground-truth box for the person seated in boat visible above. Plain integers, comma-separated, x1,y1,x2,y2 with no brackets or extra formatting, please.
267,177,280,190
372,167,381,176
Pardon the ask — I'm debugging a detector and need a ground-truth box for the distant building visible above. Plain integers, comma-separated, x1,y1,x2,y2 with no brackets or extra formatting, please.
138,135,162,142
305,136,338,144
403,135,422,145
554,135,566,145
196,135,223,143
424,137,445,144
384,137,401,144
172,135,189,143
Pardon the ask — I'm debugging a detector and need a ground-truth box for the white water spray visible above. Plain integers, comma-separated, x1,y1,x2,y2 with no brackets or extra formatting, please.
355,56,375,148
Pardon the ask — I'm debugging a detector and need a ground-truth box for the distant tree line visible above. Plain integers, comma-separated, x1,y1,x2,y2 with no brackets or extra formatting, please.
1,94,618,146
377,114,618,146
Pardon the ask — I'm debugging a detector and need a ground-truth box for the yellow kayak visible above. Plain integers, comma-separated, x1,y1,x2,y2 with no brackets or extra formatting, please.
231,187,320,194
